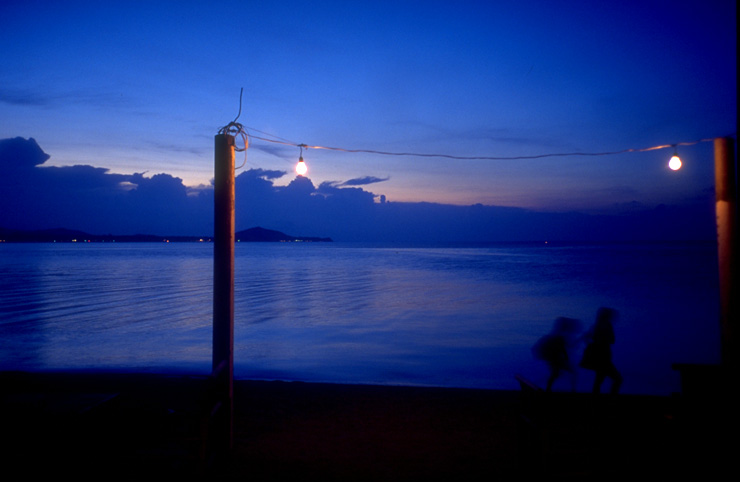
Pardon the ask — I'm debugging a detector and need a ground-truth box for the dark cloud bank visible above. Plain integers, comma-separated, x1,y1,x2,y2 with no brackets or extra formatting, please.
0,137,716,243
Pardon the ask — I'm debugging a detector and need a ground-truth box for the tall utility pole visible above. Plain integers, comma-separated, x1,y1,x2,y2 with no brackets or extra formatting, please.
212,132,235,459
714,136,737,371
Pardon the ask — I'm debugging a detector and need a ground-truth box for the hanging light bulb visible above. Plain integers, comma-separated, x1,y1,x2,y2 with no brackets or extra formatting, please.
296,156,307,176
296,145,308,176
668,146,682,171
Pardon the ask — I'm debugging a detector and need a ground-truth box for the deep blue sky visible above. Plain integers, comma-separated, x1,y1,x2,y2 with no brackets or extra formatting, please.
0,0,736,240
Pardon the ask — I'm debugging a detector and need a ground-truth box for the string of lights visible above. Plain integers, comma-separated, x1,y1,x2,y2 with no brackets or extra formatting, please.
247,130,729,160
238,126,735,175
223,90,733,170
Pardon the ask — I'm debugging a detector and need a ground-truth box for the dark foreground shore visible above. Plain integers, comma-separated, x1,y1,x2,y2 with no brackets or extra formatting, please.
0,371,732,480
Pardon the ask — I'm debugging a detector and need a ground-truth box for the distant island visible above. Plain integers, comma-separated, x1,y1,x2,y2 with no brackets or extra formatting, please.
235,227,332,243
0,226,332,243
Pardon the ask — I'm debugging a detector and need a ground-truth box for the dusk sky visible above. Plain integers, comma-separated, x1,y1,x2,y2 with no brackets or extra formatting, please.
0,0,736,241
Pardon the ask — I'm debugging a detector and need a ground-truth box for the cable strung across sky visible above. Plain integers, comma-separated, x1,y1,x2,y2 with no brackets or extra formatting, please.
244,128,731,161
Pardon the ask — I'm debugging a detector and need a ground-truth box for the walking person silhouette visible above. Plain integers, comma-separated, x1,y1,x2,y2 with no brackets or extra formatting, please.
580,307,622,394
532,317,582,392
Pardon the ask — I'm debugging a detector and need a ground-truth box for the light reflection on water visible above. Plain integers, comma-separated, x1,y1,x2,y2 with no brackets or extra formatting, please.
0,241,721,395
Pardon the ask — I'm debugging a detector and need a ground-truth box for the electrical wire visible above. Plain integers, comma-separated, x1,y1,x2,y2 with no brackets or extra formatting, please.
232,88,243,124
221,88,734,163
218,121,249,169
220,90,734,164
218,88,249,168
216,88,249,168
242,129,730,161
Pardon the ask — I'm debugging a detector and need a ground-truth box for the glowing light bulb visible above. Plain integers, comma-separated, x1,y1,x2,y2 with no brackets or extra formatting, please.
296,157,307,176
669,154,682,171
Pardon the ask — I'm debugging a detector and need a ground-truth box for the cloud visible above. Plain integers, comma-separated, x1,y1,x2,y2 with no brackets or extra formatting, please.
0,137,50,167
146,140,208,156
0,137,717,243
339,176,390,186
0,137,208,235
241,168,287,180
0,88,130,110
250,143,294,159
0,90,52,107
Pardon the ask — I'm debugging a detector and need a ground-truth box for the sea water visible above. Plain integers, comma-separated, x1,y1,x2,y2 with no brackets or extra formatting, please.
0,241,720,395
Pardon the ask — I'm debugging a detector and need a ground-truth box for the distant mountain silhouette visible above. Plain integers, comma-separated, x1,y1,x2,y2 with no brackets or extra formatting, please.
236,227,332,242
0,227,202,243
0,227,90,242
0,226,331,243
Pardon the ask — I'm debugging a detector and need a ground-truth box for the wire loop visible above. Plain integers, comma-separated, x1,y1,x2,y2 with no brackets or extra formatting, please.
218,121,249,169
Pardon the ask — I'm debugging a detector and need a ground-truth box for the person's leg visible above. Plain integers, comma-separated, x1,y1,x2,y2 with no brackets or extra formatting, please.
608,365,622,394
592,371,606,394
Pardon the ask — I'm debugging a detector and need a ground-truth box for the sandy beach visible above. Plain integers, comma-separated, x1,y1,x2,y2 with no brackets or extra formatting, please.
0,370,731,480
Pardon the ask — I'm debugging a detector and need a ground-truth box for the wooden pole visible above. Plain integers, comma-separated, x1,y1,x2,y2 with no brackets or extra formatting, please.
714,136,737,371
213,133,235,456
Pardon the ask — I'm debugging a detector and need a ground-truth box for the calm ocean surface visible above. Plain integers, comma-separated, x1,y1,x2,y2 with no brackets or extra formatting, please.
0,241,720,395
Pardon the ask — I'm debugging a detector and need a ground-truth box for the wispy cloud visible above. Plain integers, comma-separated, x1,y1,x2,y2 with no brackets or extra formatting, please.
146,140,207,157
0,89,52,107
340,176,390,187
0,87,132,110
243,168,286,180
250,143,293,159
